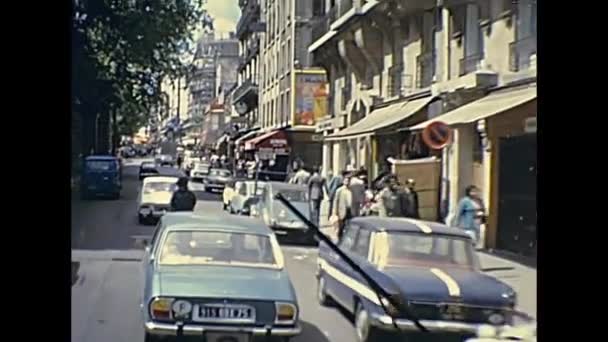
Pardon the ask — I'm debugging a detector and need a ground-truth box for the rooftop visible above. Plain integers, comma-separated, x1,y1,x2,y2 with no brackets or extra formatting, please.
162,212,273,236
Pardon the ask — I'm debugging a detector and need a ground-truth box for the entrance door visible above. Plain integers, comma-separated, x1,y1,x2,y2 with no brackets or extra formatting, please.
496,133,537,257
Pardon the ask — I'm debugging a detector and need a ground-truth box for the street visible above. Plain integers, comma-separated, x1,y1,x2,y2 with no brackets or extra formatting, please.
71,159,536,342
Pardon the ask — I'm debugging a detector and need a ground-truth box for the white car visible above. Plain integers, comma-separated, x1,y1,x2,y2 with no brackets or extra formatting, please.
190,162,210,182
229,180,266,215
137,176,178,225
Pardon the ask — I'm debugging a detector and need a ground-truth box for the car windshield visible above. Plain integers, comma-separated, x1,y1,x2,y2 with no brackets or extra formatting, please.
210,169,231,177
86,160,117,171
273,189,307,202
141,163,156,169
159,231,278,268
143,181,177,193
373,232,478,270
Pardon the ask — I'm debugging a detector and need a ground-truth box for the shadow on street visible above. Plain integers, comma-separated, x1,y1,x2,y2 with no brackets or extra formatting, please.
294,321,331,342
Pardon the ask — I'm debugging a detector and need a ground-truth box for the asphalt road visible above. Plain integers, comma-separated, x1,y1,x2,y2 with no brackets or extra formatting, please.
71,158,357,342
71,158,536,342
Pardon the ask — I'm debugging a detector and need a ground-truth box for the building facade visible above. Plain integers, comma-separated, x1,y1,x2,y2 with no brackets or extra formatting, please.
256,0,328,170
311,0,537,255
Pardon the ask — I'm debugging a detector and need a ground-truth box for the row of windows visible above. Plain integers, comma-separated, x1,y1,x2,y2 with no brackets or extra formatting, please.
260,90,291,128
261,38,291,88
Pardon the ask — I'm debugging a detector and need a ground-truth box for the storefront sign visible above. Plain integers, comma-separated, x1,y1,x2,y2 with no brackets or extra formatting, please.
294,71,328,127
316,115,346,132
269,138,288,147
524,117,537,133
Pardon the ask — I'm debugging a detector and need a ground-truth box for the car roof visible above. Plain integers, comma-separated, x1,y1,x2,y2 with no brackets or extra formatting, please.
349,216,471,239
86,155,118,161
267,182,306,191
161,212,273,235
143,176,179,184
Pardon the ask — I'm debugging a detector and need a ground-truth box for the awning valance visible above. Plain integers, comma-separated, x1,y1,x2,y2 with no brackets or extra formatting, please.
244,130,288,151
235,130,260,145
326,96,434,141
410,85,537,130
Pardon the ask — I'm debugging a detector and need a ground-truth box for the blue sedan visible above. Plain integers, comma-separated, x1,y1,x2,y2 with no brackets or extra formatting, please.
316,217,517,342
141,213,301,342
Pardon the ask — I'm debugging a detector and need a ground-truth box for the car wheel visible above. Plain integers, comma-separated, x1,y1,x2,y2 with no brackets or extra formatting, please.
317,273,333,307
355,302,392,342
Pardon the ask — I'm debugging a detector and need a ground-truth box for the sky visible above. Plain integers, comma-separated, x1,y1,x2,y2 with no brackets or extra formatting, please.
204,0,241,39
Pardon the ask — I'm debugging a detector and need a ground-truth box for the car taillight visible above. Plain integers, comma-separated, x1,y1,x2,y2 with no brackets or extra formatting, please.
150,297,173,320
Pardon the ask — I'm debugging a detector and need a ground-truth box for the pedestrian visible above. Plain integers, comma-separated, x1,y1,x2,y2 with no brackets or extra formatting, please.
326,170,344,219
308,166,327,227
404,179,420,219
377,175,411,218
349,169,367,217
453,185,486,246
170,177,197,212
291,165,311,185
332,174,353,240
176,154,183,169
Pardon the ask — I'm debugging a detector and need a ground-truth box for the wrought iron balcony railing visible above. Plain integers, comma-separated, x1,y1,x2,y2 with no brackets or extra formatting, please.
416,52,434,89
459,53,484,76
236,2,260,39
232,76,259,103
509,35,537,72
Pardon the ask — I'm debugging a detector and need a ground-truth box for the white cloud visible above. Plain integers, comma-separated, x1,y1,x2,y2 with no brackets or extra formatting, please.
204,0,241,37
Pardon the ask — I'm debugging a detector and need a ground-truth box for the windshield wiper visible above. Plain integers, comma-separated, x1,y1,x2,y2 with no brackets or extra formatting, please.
274,193,428,333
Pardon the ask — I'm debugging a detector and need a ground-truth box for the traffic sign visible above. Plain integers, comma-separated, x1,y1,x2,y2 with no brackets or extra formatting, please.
422,121,453,150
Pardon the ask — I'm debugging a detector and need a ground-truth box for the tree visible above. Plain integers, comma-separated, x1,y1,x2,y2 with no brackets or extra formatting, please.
72,0,207,154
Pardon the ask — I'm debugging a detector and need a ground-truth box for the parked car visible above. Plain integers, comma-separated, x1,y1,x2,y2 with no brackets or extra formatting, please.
203,168,232,192
191,162,211,182
141,213,301,342
251,182,319,244
80,155,122,200
139,161,159,181
155,154,174,167
316,216,518,342
137,176,179,225
229,180,266,215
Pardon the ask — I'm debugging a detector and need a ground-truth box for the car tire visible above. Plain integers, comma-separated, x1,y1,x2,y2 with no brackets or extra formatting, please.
354,303,392,342
317,273,333,307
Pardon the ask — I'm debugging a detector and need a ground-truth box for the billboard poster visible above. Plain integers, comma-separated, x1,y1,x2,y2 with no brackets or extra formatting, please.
294,72,328,126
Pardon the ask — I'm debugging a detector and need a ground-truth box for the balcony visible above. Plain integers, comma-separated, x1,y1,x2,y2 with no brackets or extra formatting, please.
509,36,537,72
339,0,353,17
312,6,338,43
231,76,259,106
459,53,484,76
416,52,434,89
236,2,260,39
388,66,413,98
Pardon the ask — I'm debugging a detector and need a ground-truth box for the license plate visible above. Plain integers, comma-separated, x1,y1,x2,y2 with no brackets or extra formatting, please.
205,332,251,342
193,304,256,323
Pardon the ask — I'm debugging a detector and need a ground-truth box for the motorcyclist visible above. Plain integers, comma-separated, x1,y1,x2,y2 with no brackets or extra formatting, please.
170,177,197,211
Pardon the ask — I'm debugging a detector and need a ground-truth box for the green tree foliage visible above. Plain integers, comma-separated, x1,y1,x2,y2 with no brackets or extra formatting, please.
72,0,207,149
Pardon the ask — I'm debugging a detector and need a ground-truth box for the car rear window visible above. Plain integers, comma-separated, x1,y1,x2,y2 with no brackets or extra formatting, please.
144,181,177,193
86,160,117,171
159,231,277,268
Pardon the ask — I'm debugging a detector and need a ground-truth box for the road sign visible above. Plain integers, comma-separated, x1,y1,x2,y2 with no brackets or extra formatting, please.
422,121,453,150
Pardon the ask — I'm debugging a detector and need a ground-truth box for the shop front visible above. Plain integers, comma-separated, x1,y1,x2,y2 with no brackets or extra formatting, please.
411,84,537,256
242,130,291,181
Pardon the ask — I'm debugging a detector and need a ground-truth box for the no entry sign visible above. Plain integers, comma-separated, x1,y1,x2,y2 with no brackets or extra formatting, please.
422,121,453,150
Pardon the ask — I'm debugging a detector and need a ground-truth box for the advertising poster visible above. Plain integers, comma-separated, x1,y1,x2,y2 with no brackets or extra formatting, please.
294,72,328,126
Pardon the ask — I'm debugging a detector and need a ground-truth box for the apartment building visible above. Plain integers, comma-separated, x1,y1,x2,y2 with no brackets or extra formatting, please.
311,0,537,256
252,0,328,171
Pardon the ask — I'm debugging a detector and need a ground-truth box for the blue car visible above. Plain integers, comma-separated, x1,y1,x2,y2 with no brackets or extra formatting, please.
141,213,301,342
80,155,122,200
316,217,517,342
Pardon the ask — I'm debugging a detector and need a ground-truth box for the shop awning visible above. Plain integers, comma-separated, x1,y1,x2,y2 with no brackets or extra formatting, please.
410,85,537,130
244,130,288,151
235,130,260,145
325,96,434,141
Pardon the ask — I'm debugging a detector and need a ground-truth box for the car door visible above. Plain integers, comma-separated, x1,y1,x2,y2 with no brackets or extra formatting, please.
324,223,359,309
347,227,375,312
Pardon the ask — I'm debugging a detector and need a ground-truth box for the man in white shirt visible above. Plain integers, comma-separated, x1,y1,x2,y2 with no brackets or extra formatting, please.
332,175,353,240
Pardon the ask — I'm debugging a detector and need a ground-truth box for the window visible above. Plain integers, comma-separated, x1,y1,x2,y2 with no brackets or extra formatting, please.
339,224,359,251
313,0,325,16
159,231,277,267
353,228,371,258
86,160,117,171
